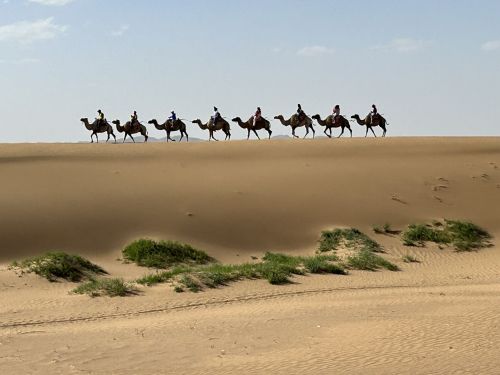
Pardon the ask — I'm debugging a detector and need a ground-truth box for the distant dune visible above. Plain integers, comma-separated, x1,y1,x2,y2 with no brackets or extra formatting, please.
0,137,499,261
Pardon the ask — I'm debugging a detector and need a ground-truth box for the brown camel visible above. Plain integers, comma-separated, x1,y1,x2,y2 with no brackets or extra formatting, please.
312,114,352,138
80,118,116,143
273,114,315,138
191,118,231,141
112,120,149,143
351,114,387,137
231,116,272,140
148,119,189,142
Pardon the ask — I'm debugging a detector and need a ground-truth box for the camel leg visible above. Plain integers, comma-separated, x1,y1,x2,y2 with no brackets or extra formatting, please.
106,132,110,143
253,129,260,140
130,134,136,143
348,127,352,138
268,129,272,139
95,134,99,143
382,126,387,137
247,129,251,140
370,127,377,137
311,126,315,139
324,128,331,138
167,131,175,142
303,126,309,139
292,128,298,138
365,127,369,137
123,133,127,143
185,131,189,142
90,133,94,143
211,131,219,141
144,134,148,142
338,127,344,138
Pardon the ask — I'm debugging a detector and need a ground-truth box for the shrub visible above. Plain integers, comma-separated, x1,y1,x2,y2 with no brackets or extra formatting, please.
73,278,135,297
122,239,214,268
12,252,107,282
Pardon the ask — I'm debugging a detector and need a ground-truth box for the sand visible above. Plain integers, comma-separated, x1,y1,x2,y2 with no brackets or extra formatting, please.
1,137,499,374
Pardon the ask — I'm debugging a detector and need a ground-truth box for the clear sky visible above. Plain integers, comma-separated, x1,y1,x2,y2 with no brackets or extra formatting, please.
1,0,499,142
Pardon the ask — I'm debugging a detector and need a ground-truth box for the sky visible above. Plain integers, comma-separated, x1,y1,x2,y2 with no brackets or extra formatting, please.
0,0,499,142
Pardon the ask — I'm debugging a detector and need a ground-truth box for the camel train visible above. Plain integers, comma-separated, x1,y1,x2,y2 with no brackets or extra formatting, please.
80,107,387,143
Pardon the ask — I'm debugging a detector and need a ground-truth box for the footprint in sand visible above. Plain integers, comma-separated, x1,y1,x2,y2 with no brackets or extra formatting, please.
391,194,407,205
489,162,498,170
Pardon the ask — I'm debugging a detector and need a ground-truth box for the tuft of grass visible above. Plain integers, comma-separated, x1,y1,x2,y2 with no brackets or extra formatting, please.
319,228,383,253
12,252,107,282
347,250,399,271
402,254,419,263
73,278,136,297
402,220,491,251
302,255,346,274
122,239,214,269
178,275,202,292
136,252,348,291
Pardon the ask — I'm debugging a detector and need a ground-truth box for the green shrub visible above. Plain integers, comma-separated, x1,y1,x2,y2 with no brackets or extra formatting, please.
402,220,491,251
347,250,399,271
73,278,135,297
122,239,214,268
12,252,107,282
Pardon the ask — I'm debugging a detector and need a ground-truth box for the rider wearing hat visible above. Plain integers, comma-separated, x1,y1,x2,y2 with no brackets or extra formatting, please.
168,111,177,126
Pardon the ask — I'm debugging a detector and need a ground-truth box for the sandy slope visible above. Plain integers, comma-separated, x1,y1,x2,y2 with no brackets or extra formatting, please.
1,137,500,374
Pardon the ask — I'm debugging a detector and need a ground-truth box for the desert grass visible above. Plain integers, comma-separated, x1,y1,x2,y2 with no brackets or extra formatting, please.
73,278,136,297
122,239,214,268
318,228,398,271
137,252,347,292
402,254,420,263
11,252,107,282
402,220,491,251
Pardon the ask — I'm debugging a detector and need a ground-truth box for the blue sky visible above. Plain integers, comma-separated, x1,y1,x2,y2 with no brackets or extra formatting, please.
1,0,499,142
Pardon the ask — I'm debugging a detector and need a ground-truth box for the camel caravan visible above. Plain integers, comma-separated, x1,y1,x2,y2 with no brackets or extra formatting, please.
80,104,387,143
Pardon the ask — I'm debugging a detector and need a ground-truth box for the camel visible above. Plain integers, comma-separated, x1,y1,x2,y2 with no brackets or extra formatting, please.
311,114,352,138
148,119,189,142
351,114,387,137
112,120,149,143
191,118,231,141
80,118,116,143
273,114,315,138
231,116,272,140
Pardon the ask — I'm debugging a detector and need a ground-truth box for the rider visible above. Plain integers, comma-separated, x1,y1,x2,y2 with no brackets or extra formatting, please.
130,111,138,128
253,107,262,127
332,104,340,124
168,111,177,127
371,104,379,123
212,106,220,127
297,104,305,121
97,109,105,127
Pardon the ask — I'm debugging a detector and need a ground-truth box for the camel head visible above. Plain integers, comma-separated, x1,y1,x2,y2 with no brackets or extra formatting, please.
80,118,88,123
311,114,320,121
148,119,157,125
112,120,120,126
231,117,242,123
191,119,201,124
351,114,360,120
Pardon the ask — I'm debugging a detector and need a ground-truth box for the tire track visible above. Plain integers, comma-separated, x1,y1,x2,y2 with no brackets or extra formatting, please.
1,282,497,329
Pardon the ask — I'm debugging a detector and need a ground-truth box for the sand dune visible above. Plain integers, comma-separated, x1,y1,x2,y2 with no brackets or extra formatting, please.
1,137,500,374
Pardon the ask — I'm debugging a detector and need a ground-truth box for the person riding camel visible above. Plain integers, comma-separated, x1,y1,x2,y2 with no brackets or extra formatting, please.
212,107,221,127
97,109,105,127
332,105,341,124
130,111,138,129
253,107,262,127
297,104,305,122
168,111,177,127
370,104,379,124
